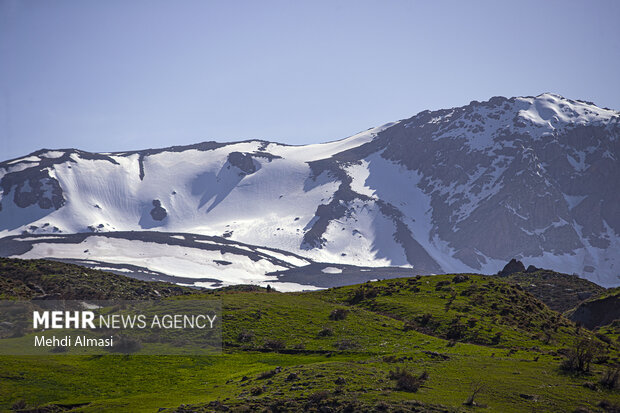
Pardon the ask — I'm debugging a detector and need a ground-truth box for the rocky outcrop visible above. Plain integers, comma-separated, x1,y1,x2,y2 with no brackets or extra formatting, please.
567,289,620,329
227,152,256,175
1,94,619,286
497,259,526,277
149,200,167,221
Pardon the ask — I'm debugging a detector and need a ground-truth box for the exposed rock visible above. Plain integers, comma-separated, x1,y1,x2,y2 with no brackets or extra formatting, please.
452,275,470,283
498,259,526,277
227,152,256,175
567,290,620,329
149,200,167,221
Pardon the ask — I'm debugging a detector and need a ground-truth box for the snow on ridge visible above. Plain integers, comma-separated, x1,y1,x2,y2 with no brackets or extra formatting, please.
516,93,618,131
268,121,398,162
415,93,619,154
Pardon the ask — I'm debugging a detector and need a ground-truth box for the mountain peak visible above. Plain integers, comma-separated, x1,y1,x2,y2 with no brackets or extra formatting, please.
1,94,619,289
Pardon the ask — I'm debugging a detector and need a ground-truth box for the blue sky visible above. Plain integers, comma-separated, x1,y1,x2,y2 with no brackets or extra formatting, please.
1,0,619,160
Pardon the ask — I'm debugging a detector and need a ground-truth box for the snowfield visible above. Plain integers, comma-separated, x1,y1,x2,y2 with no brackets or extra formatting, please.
1,94,619,288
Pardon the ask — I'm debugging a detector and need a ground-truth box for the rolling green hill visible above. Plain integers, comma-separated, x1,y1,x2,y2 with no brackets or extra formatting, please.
0,258,618,412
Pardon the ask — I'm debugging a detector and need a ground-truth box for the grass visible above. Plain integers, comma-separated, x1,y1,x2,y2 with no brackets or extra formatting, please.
0,258,618,412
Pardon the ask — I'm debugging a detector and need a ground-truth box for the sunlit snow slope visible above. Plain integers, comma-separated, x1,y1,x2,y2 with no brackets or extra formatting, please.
1,94,619,287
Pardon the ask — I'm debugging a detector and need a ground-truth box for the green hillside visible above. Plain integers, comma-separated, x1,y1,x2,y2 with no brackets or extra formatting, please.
0,258,618,412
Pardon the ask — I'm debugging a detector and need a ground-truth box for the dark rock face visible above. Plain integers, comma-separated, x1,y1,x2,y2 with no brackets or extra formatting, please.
301,153,442,273
497,259,526,277
227,152,257,175
150,200,167,221
568,292,620,329
1,168,65,210
370,95,620,273
1,95,618,284
525,265,540,273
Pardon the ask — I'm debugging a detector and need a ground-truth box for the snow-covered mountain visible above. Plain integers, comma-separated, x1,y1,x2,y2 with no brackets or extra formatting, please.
1,93,619,287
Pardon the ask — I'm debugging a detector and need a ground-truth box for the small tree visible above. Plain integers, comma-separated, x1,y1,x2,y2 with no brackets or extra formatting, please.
464,379,485,406
561,338,600,373
600,366,619,390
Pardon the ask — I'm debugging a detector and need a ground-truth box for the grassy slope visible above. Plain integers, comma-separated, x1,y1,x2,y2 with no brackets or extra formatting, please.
499,269,605,313
0,259,618,412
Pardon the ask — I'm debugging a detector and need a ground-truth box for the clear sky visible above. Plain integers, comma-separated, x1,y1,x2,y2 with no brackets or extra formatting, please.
1,0,619,161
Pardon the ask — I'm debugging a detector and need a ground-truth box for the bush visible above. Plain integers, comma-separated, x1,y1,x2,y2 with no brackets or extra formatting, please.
375,400,389,411
446,320,466,340
464,380,485,406
285,372,298,382
335,339,358,350
237,330,254,343
348,288,365,304
307,390,330,404
598,400,620,412
418,313,433,326
329,308,348,321
389,367,428,392
257,367,280,380
600,367,619,390
452,275,470,283
403,321,417,332
347,286,378,304
250,386,264,396
264,339,285,351
318,327,333,337
561,338,600,373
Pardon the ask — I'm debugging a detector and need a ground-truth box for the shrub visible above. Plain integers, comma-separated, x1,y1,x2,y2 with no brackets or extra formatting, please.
435,280,451,289
600,367,619,390
598,400,620,412
389,367,428,392
307,390,330,404
264,339,285,351
348,286,378,304
329,308,348,321
257,368,280,380
375,401,389,411
318,327,333,337
334,377,346,385
418,313,433,326
561,338,600,373
237,330,254,343
250,386,264,396
348,288,365,304
403,321,416,332
446,320,466,340
335,339,358,350
464,379,485,406
452,275,469,283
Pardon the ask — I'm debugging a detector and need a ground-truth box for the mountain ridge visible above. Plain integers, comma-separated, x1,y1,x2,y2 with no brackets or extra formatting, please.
1,93,619,288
